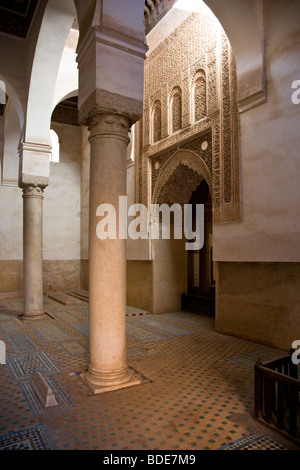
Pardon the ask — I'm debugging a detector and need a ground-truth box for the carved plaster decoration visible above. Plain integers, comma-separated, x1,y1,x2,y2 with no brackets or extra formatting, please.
192,71,207,122
79,90,143,128
170,87,182,134
22,184,45,199
136,9,240,224
156,164,204,207
152,100,162,143
221,32,232,205
88,113,131,144
152,149,212,206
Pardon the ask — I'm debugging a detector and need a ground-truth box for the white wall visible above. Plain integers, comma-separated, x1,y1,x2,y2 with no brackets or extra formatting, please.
43,122,81,260
0,101,23,261
213,0,300,262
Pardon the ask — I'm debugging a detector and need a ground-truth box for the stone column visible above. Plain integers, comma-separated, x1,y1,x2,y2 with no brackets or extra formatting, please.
80,113,140,394
21,184,45,320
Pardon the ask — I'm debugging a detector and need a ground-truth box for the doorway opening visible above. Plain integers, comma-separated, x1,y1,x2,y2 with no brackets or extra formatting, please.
182,179,215,316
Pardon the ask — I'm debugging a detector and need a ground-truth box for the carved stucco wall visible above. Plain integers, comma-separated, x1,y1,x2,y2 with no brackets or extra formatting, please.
135,10,240,224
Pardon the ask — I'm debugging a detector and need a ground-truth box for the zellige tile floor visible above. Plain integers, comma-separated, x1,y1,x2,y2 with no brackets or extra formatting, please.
0,295,299,451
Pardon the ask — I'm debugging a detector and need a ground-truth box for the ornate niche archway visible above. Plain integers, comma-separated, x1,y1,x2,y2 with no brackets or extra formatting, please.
151,149,215,315
137,3,241,225
152,149,212,206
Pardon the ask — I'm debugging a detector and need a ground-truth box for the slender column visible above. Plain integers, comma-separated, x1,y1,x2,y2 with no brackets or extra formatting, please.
80,113,140,394
21,184,45,320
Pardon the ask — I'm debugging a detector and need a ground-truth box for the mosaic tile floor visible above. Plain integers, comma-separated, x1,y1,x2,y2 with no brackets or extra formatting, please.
217,433,289,450
0,295,299,452
0,424,55,450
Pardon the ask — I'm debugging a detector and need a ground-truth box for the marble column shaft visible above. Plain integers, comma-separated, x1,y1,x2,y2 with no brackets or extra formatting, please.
22,184,45,320
82,113,139,393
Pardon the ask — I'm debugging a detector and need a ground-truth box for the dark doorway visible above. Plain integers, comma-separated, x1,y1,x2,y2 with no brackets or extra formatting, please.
182,180,215,316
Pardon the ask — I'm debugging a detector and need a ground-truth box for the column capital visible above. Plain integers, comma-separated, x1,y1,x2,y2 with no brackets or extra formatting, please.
88,112,131,144
78,90,143,128
21,183,45,199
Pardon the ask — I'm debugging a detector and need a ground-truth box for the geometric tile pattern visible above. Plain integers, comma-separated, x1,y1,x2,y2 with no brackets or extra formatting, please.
0,296,298,452
7,333,40,353
218,433,288,450
0,425,55,450
137,316,194,337
229,349,285,369
70,322,89,337
229,355,257,369
52,310,79,324
73,307,89,317
6,351,60,380
60,340,88,356
9,302,24,310
31,322,73,343
126,321,172,343
126,342,149,359
0,311,15,321
19,376,73,416
155,311,214,330
0,321,22,335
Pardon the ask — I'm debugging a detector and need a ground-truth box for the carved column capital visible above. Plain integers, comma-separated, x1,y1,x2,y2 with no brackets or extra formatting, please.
88,113,131,145
21,184,45,199
78,90,143,129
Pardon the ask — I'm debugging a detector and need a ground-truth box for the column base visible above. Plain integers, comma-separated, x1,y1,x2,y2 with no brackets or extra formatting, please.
80,367,142,395
20,313,47,321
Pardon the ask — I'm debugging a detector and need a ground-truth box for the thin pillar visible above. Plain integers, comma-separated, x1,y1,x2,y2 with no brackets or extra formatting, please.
21,184,45,320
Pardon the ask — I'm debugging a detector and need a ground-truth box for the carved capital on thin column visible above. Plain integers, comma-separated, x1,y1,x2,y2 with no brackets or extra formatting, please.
88,113,131,145
21,184,45,200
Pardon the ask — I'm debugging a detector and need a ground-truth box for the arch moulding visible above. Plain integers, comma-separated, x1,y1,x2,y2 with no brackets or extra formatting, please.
152,149,213,206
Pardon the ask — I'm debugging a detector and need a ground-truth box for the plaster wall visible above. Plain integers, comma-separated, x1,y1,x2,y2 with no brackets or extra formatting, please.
152,236,188,314
1,101,20,185
0,121,82,292
0,101,23,266
44,122,81,262
0,185,23,261
0,161,23,292
126,260,153,313
216,261,300,351
42,121,82,292
126,159,151,261
213,0,300,262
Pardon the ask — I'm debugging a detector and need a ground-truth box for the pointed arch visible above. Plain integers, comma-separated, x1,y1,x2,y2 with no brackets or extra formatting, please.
169,86,182,134
152,149,212,205
151,100,162,143
192,70,207,122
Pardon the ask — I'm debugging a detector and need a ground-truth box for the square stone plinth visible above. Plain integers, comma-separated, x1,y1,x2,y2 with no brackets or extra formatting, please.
79,372,142,395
